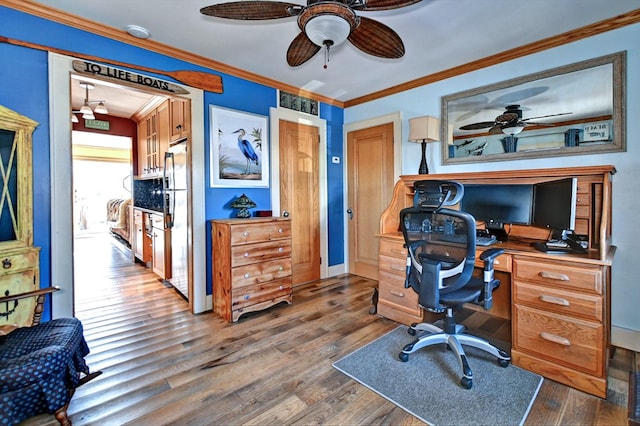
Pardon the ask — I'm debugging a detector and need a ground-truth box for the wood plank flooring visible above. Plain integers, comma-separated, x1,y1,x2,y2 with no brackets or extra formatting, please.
23,232,633,425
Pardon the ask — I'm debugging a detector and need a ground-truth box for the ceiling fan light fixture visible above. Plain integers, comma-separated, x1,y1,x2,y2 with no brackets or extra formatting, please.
82,111,95,120
71,113,79,123
305,14,351,47
502,124,525,136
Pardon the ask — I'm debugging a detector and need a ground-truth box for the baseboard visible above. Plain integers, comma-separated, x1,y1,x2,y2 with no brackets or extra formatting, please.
612,326,640,352
327,264,346,278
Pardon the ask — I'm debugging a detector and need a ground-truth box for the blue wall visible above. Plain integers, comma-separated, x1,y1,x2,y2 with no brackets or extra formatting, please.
0,6,345,314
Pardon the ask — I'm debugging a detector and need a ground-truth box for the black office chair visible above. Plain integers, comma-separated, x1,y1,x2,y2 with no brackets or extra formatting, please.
398,180,510,389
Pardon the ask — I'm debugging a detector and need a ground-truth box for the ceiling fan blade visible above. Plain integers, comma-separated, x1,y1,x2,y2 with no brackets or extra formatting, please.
522,112,572,121
495,112,519,123
348,17,404,59
352,0,422,11
459,121,496,131
200,1,301,20
488,125,504,135
287,32,321,67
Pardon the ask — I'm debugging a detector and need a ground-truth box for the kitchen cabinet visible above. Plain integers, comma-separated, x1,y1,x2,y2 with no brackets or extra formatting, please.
151,213,171,279
0,105,41,328
132,208,151,264
137,100,169,178
169,98,190,142
211,217,292,322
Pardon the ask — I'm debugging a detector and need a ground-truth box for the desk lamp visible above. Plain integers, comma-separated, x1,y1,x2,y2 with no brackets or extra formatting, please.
409,116,440,174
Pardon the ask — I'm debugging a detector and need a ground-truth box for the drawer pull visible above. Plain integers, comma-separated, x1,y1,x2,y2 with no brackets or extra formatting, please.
540,332,571,346
278,247,284,252
278,266,283,271
539,295,570,306
538,271,569,281
2,258,11,269
279,285,284,290
243,295,250,300
390,265,405,272
244,273,250,278
389,290,405,298
244,252,249,257
278,228,283,233
243,231,249,237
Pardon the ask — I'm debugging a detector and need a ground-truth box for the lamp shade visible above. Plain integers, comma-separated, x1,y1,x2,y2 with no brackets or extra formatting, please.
409,116,440,143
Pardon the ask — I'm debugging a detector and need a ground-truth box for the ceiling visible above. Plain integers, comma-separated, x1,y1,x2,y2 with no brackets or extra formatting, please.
28,0,637,119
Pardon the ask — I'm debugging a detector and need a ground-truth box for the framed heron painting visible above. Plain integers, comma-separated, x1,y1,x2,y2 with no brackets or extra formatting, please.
209,106,269,188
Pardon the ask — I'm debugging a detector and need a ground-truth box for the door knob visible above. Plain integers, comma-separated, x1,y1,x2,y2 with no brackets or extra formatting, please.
282,210,290,217
346,208,353,220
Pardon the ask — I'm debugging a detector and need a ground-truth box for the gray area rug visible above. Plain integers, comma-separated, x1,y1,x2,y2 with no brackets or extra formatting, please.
333,326,543,425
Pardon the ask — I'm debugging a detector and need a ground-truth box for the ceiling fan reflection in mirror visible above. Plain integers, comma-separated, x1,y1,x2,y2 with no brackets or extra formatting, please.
459,104,572,136
200,0,421,68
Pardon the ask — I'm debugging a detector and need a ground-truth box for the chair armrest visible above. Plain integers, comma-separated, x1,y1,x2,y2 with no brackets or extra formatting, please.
478,249,504,310
0,286,60,328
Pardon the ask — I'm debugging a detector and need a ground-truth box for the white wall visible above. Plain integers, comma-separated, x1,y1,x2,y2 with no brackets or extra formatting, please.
345,23,640,333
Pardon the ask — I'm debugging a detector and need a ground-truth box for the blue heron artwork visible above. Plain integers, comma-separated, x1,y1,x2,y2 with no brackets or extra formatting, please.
233,129,259,174
210,106,269,187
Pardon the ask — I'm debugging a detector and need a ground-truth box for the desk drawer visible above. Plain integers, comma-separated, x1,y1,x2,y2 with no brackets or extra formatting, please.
513,257,602,294
378,271,419,313
379,239,406,260
513,304,603,376
231,240,291,267
514,281,602,321
379,254,407,278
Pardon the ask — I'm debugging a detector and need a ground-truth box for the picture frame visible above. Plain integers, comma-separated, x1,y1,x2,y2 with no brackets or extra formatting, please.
210,106,269,188
441,51,626,164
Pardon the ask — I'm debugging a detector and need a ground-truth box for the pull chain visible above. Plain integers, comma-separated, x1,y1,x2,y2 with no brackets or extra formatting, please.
323,40,334,69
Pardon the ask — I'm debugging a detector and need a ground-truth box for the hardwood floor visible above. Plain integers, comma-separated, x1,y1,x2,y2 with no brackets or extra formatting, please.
23,232,633,425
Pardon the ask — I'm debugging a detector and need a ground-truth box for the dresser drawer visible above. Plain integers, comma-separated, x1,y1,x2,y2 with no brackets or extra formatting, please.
231,240,291,267
513,304,603,376
379,254,407,279
232,258,292,289
379,239,406,260
513,257,602,294
0,251,39,275
230,222,291,245
231,278,292,311
514,281,602,321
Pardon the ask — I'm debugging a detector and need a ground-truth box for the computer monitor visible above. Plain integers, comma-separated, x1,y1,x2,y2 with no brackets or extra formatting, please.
532,178,577,238
460,184,534,240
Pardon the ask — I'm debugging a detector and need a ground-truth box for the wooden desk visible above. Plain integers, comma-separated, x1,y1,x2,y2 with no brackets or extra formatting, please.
376,166,615,398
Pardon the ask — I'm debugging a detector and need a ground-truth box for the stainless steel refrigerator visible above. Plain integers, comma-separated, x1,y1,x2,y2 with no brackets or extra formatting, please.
163,140,189,300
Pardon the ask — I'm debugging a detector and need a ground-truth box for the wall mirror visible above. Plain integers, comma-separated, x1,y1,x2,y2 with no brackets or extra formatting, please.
441,51,626,164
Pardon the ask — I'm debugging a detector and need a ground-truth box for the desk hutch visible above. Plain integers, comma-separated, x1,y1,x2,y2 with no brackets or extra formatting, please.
377,166,615,398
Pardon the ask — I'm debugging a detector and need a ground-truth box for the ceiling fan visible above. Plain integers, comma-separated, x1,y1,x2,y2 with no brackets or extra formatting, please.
459,104,571,136
200,0,421,67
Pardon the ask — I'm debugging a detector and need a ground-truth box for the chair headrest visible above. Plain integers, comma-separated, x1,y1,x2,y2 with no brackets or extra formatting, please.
413,180,464,211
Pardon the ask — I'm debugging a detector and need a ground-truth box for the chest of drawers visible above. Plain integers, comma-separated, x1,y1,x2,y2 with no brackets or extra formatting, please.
511,255,609,398
211,217,292,322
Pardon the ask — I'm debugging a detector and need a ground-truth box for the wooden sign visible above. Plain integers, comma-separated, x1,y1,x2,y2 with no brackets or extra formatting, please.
72,60,190,95
84,119,110,131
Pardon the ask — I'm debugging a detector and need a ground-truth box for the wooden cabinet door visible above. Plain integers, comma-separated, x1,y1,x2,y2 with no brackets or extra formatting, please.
156,100,170,175
169,98,189,142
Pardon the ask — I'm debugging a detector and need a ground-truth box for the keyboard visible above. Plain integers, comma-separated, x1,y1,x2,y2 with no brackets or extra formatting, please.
440,234,497,246
477,235,498,246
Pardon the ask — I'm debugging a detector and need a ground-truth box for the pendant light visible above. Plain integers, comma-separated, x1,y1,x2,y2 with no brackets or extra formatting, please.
71,81,108,122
